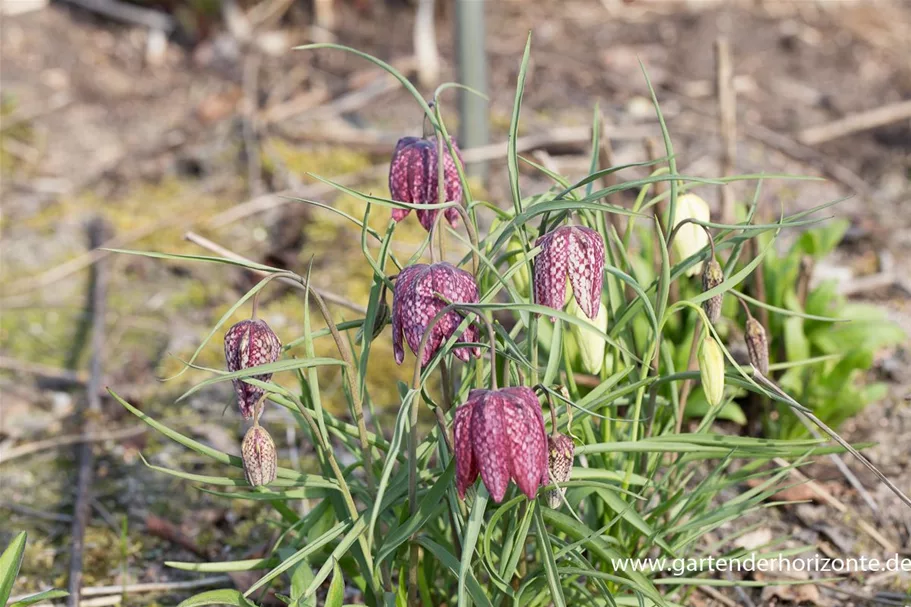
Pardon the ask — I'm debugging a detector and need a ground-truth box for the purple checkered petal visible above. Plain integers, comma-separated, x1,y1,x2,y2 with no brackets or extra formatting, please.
534,229,571,314
499,387,549,498
566,226,605,320
454,397,479,498
471,391,511,502
534,225,605,321
392,265,423,365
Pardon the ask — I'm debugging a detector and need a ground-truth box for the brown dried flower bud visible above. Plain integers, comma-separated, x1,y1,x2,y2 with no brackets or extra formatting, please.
241,424,277,487
546,433,574,509
745,318,769,376
701,259,724,324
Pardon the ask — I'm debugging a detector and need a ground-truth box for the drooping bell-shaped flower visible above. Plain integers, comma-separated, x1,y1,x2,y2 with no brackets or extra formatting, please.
392,262,480,367
533,225,605,320
671,193,711,277
567,296,609,375
389,136,463,232
453,387,549,503
546,432,575,508
224,319,282,419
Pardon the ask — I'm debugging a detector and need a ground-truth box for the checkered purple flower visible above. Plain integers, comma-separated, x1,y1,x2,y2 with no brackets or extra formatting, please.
388,136,463,232
392,262,480,367
533,225,605,320
453,387,549,503
224,319,282,419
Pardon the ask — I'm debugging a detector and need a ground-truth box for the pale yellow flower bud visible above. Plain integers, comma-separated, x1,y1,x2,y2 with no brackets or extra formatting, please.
567,297,609,375
698,336,725,407
672,193,711,277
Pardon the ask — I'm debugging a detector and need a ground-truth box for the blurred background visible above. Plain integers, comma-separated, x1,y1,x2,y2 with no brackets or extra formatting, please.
1,0,910,604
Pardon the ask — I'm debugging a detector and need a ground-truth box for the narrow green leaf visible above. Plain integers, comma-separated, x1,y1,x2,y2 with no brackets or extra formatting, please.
533,504,566,607
10,589,69,607
458,487,489,606
325,560,345,607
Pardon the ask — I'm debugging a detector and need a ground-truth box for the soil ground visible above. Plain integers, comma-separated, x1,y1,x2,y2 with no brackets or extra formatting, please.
2,1,910,605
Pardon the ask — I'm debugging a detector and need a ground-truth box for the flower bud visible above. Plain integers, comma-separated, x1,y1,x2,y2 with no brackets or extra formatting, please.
546,433,574,509
745,318,769,375
701,259,724,324
241,424,277,487
671,193,711,277
225,319,282,419
698,336,725,407
356,297,390,345
567,297,609,375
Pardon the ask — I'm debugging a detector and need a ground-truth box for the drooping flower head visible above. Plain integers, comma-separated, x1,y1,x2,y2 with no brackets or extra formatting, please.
224,319,282,418
389,136,463,232
566,296,609,375
698,336,725,407
392,262,480,367
453,387,549,503
533,225,605,320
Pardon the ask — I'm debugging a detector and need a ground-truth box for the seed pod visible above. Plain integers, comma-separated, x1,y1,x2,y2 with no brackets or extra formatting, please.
546,433,575,509
701,259,724,324
698,336,725,407
224,319,282,419
745,318,769,375
241,425,277,487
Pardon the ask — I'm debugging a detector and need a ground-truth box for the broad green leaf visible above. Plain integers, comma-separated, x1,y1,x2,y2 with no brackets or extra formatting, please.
0,531,27,605
177,589,257,607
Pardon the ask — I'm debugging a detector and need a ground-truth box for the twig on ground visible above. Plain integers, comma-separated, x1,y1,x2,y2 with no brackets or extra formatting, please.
145,514,211,558
80,575,232,597
67,218,110,607
771,457,895,553
715,36,737,225
58,0,174,31
0,356,87,385
697,584,738,607
0,426,146,464
242,54,264,198
183,231,367,314
797,99,911,146
0,500,74,523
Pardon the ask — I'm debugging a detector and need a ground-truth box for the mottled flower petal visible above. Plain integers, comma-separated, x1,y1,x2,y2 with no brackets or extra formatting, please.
499,387,549,499
453,399,479,498
471,394,511,502
534,225,605,321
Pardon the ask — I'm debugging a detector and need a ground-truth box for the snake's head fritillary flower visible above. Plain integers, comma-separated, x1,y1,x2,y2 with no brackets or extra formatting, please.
388,136,463,232
241,424,277,487
546,432,575,508
392,262,480,367
453,387,549,503
671,193,711,277
533,225,605,320
224,319,282,419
